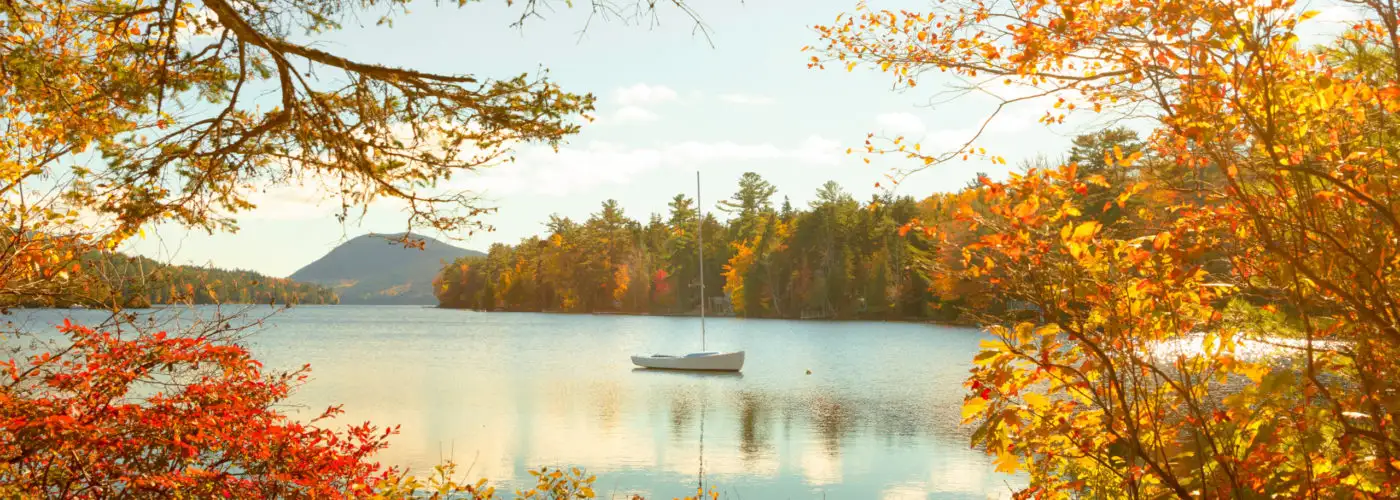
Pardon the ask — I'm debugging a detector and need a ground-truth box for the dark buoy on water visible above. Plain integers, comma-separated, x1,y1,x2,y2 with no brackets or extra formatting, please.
805,369,812,375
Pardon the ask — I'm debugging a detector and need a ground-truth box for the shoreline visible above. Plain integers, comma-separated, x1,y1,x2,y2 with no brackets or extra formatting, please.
432,305,978,327
23,304,983,329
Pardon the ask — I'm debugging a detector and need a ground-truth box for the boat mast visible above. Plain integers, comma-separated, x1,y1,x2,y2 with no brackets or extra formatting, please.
697,170,706,352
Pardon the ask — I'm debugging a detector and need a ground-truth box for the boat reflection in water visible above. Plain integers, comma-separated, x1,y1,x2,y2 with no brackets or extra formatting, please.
629,367,744,379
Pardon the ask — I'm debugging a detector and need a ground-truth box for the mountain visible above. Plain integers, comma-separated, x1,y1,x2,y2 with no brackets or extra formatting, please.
289,233,483,305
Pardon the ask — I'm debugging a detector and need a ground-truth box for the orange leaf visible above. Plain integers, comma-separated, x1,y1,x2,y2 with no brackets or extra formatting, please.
1152,231,1172,251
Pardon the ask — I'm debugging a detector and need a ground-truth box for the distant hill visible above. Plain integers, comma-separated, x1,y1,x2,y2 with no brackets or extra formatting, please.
289,233,483,305
94,253,339,307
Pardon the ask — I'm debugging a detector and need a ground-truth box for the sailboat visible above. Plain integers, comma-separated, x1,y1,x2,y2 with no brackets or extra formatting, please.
631,171,746,372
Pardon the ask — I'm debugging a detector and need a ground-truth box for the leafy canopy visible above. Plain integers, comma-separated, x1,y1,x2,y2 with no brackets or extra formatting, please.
814,0,1400,496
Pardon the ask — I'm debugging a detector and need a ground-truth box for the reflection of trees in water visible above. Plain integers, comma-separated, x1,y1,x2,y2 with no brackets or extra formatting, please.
668,390,697,441
734,390,771,461
866,398,944,445
806,393,854,456
590,381,623,432
650,386,963,461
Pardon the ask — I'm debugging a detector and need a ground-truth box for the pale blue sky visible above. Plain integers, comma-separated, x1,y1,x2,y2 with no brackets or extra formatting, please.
123,0,1365,277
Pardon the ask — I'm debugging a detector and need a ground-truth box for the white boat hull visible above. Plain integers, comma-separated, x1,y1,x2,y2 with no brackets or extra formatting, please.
631,351,745,372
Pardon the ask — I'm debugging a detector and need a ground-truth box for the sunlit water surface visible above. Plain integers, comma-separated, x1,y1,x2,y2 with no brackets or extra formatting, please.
6,305,1026,499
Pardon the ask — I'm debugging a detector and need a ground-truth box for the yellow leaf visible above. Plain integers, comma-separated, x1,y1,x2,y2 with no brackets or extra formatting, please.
994,451,1021,473
1070,221,1099,242
1023,392,1048,408
1067,241,1084,259
1238,363,1269,384
962,397,988,420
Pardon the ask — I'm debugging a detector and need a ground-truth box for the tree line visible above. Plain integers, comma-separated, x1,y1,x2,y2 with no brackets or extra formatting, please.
432,126,1198,324
0,246,338,309
433,174,949,320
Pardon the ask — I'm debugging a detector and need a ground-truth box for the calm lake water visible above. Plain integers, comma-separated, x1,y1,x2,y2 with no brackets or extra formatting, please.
6,305,1025,499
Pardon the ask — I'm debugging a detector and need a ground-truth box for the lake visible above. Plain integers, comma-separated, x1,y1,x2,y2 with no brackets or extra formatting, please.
5,305,1025,499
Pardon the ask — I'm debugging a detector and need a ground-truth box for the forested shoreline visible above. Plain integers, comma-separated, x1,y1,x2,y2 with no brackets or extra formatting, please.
0,247,339,309
433,127,1195,325
433,174,969,322
92,252,339,307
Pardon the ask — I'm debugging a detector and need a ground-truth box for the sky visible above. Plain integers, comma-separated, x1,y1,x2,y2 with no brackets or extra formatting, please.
122,0,1369,277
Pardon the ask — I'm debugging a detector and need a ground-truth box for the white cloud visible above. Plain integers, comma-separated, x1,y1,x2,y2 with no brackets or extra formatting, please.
915,105,1046,155
245,184,336,221
614,83,678,107
234,120,514,222
1310,4,1368,26
875,92,1072,160
718,93,776,105
607,84,681,123
461,168,529,197
919,128,976,152
875,112,928,138
462,136,844,197
613,106,659,123
1298,4,1369,42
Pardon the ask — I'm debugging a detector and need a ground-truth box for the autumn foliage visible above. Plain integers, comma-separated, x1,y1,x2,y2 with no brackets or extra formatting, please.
1,318,397,497
435,178,960,321
1,0,710,497
815,0,1400,496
